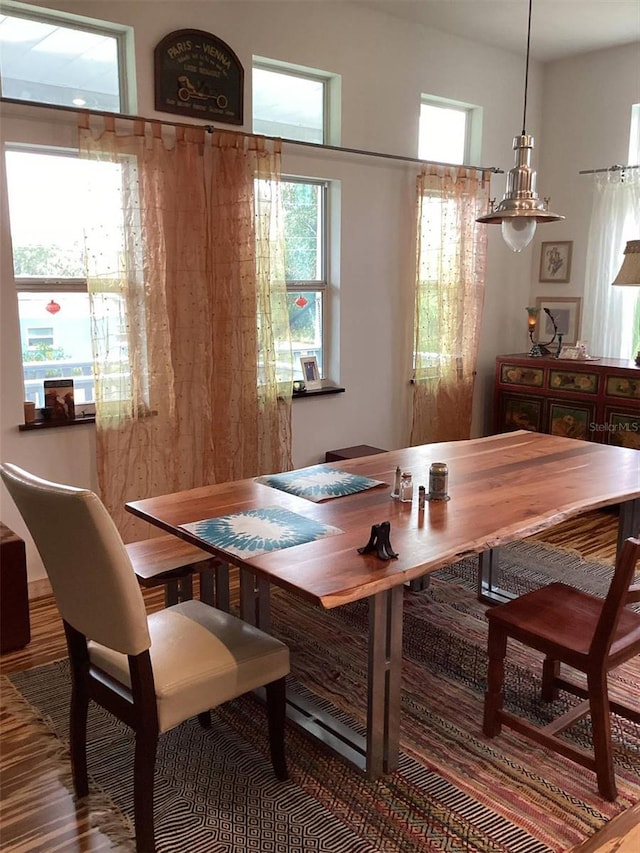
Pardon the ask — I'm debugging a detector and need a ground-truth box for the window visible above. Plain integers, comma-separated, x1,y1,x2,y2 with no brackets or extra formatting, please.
418,96,480,165
281,178,328,379
253,60,333,144
0,2,133,112
5,147,124,407
27,326,53,347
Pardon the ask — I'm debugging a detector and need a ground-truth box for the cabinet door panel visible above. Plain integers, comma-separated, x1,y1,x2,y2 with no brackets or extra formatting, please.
603,408,640,449
547,400,596,441
499,394,543,433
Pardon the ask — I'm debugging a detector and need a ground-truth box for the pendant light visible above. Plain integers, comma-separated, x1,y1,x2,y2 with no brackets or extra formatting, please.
476,0,564,251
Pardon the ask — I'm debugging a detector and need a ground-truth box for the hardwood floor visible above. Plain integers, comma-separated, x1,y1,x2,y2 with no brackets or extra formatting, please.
1,509,638,852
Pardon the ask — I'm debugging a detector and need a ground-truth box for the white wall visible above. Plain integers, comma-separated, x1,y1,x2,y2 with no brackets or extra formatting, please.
1,1,636,581
534,42,640,307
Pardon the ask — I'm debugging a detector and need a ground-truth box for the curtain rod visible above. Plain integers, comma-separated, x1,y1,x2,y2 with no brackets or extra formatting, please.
0,96,502,175
578,163,640,175
203,125,502,173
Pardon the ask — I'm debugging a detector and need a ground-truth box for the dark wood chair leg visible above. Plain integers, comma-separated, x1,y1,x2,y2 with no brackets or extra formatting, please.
265,677,288,781
68,674,90,797
64,622,90,797
588,671,617,801
483,624,507,737
197,711,212,728
134,725,159,852
541,657,560,701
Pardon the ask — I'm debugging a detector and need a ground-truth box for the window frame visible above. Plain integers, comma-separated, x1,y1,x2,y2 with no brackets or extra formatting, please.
0,0,135,113
282,175,329,379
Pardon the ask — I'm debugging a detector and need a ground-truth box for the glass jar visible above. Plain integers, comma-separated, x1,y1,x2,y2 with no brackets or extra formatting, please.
399,471,413,503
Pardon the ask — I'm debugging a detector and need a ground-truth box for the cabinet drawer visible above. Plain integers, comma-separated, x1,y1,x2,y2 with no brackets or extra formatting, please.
549,369,598,394
606,375,640,399
499,363,544,388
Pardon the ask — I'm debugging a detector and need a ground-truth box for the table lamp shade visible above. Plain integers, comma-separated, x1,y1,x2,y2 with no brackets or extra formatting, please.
612,240,640,286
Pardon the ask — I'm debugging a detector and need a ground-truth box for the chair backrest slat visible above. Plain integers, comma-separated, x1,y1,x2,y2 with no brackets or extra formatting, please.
590,536,640,659
0,463,150,655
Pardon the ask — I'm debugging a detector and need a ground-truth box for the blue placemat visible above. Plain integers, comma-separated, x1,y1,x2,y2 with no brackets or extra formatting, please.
256,465,386,502
180,507,343,559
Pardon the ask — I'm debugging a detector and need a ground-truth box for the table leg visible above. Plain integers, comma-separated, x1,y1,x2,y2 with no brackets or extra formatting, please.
199,561,230,610
618,498,640,556
249,581,404,780
366,585,403,778
477,549,514,606
239,569,271,632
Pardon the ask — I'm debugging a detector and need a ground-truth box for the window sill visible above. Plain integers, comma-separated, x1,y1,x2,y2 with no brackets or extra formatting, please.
18,415,96,432
293,382,345,399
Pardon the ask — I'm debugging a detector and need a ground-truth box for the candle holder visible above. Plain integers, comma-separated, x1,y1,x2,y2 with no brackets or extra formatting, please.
526,306,558,357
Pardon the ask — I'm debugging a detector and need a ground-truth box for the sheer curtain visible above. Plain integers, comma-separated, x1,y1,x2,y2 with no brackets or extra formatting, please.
79,115,292,540
410,165,490,445
581,168,640,359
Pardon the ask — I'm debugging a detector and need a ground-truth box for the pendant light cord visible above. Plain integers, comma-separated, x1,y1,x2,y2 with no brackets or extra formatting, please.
522,0,533,135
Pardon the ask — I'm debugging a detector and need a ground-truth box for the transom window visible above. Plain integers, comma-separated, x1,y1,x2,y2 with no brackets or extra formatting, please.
0,3,132,112
418,96,479,165
252,60,331,144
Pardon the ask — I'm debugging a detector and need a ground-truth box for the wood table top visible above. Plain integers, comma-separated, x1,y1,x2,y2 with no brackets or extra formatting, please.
127,431,640,609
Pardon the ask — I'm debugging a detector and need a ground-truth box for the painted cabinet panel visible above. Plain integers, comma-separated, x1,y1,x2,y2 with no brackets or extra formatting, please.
494,354,640,446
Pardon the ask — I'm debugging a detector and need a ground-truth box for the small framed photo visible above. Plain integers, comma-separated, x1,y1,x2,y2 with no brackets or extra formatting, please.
539,241,572,283
535,296,582,346
557,345,580,360
300,356,321,390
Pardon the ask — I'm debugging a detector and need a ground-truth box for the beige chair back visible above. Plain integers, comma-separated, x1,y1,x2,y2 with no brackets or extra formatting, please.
0,463,150,655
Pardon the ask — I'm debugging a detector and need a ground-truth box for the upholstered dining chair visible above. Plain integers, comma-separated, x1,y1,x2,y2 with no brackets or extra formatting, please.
483,536,640,801
0,462,290,853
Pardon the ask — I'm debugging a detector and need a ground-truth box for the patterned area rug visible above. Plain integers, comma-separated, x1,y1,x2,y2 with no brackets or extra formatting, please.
5,540,640,853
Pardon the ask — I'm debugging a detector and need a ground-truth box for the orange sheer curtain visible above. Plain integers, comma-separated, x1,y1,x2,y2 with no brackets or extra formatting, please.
79,116,292,539
410,165,490,445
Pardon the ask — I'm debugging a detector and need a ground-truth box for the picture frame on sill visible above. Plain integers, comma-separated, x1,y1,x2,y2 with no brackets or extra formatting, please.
539,241,572,283
300,356,321,390
535,296,582,346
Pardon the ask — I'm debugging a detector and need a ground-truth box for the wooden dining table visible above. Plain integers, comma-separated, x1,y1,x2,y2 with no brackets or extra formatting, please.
126,430,640,779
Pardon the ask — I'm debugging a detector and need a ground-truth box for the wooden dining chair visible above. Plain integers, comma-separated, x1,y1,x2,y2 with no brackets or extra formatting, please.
483,536,640,800
0,462,290,853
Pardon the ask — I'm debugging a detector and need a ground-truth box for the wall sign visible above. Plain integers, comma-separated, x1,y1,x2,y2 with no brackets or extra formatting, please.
154,29,243,124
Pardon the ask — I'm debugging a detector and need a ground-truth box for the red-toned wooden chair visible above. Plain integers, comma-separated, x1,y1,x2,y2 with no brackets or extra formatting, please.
483,536,640,800
1,463,289,853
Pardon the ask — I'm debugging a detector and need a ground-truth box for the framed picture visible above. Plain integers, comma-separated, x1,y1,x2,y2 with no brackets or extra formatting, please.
300,356,321,390
539,241,572,283
535,296,582,346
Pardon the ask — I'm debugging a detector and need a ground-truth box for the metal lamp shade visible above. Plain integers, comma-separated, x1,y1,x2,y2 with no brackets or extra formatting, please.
476,135,564,251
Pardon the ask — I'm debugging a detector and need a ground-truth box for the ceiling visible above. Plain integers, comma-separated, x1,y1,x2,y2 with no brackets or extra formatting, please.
352,1,640,62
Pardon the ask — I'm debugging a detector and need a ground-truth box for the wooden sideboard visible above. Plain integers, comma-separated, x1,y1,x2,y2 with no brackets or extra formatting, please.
494,353,640,448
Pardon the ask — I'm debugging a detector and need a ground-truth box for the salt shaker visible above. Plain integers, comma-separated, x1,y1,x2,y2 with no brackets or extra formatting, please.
399,471,413,503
